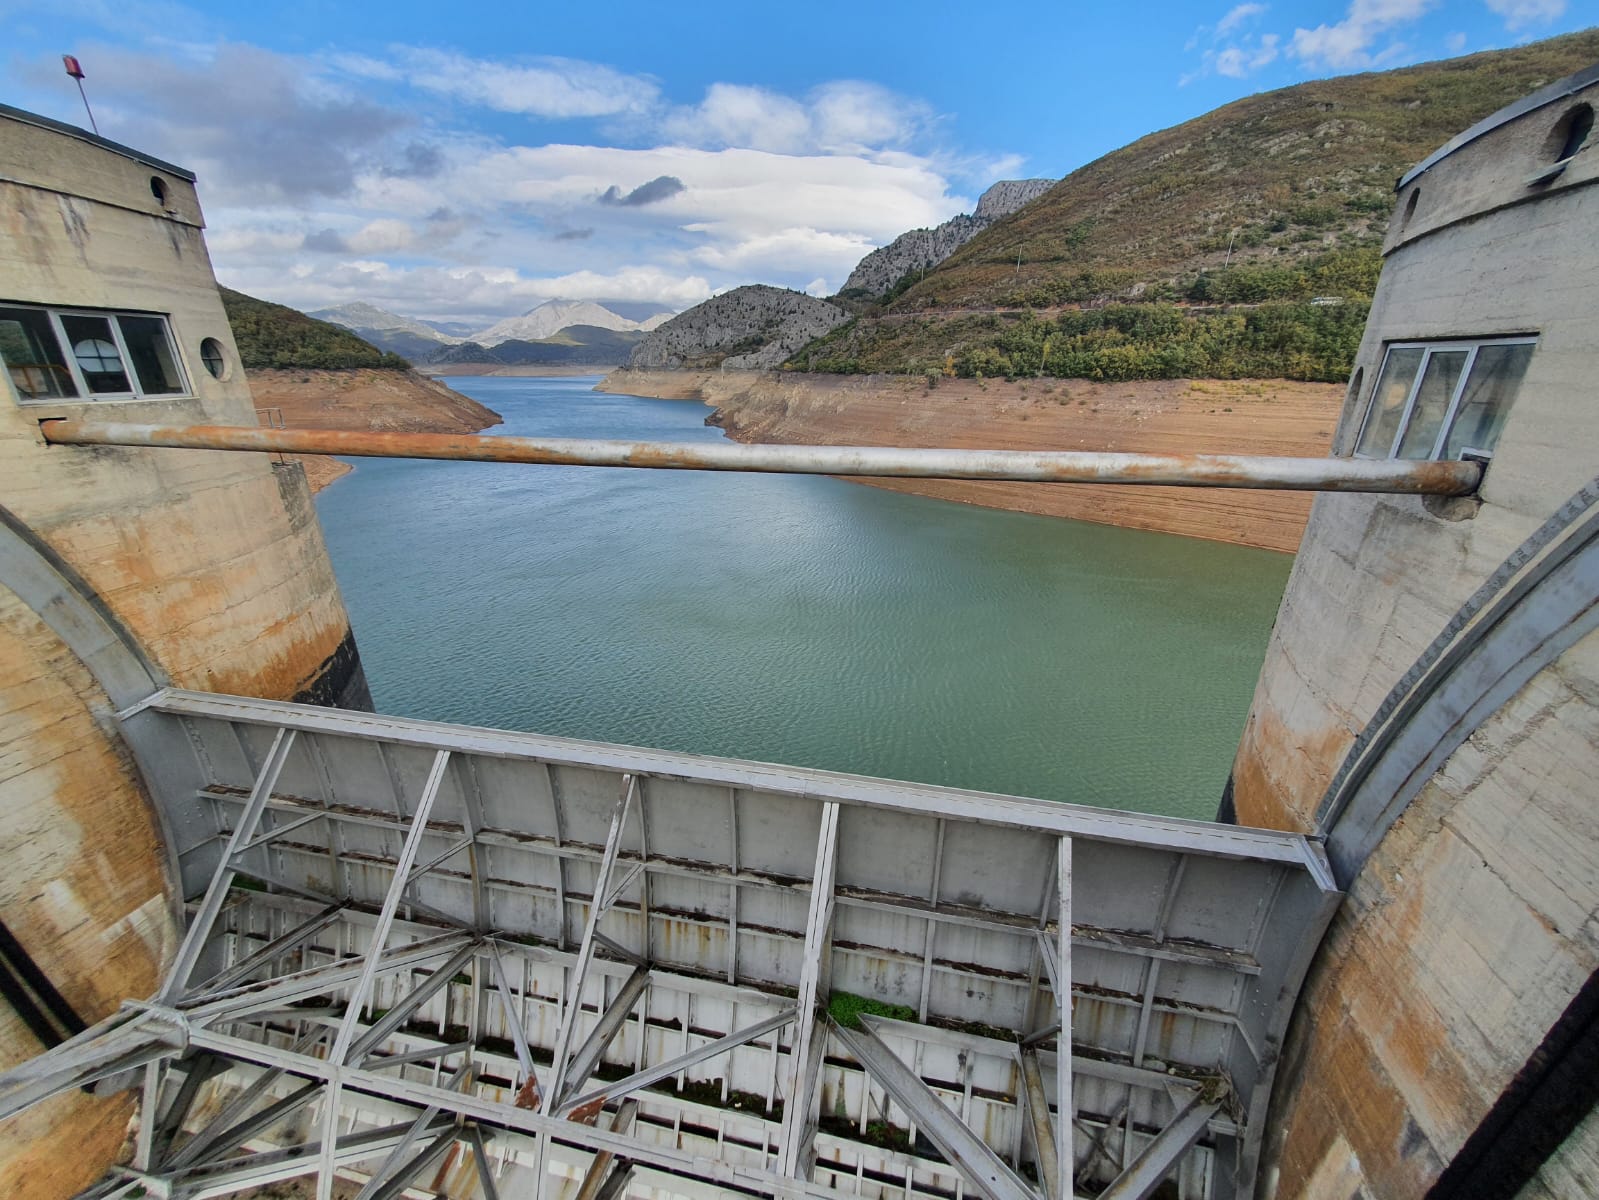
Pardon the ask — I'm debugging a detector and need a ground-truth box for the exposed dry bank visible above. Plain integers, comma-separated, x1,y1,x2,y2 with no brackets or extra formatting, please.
599,369,1340,553
246,367,502,491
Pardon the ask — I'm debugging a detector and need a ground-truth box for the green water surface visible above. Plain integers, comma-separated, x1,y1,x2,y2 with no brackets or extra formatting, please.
313,375,1290,818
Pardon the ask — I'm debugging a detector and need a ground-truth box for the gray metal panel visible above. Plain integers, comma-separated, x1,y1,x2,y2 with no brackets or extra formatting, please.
78,688,1345,1198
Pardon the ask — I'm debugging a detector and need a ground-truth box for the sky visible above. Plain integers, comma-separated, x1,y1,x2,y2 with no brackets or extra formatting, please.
3,0,1592,328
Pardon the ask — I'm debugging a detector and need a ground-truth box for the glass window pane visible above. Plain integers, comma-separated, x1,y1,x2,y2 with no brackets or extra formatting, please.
117,315,185,394
59,314,132,394
1356,346,1424,457
1396,350,1468,459
0,306,79,399
1445,342,1534,459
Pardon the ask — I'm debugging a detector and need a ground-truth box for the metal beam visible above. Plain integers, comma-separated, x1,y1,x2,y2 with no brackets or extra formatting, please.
191,903,347,997
159,1117,457,1200
556,966,649,1107
778,801,839,1178
153,688,1328,870
354,1062,471,1200
347,940,481,1065
545,777,637,1111
1097,1094,1221,1200
837,1017,1036,1200
0,1014,183,1121
41,420,1484,495
176,1022,956,1200
184,931,469,1024
573,1099,638,1200
166,1027,329,1169
159,726,298,1002
1057,836,1074,1200
561,1007,796,1115
318,749,451,1200
467,1125,502,1200
487,944,536,1086
1019,1050,1060,1200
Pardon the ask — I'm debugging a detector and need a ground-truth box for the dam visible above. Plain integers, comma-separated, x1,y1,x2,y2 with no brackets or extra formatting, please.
2,62,1598,1200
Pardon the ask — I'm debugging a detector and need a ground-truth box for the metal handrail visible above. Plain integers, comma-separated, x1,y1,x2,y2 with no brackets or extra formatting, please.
38,419,1483,495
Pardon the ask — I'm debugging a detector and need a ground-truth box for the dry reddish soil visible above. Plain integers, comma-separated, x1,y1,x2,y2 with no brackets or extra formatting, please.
600,370,1343,553
246,367,502,491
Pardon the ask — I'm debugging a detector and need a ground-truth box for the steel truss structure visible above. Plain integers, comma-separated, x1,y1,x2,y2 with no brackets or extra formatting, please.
1,690,1337,1199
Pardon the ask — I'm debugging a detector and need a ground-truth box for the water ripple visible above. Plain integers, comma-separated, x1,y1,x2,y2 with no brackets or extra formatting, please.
314,376,1291,819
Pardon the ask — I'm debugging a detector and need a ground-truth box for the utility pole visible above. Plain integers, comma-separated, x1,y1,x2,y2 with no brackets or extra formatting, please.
1223,228,1238,269
62,55,98,135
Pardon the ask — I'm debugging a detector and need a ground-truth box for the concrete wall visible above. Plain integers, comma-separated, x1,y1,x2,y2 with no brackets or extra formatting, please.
1233,79,1599,1195
0,112,367,1193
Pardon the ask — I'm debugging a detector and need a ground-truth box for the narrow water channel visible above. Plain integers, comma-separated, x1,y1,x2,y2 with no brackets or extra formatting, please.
313,375,1291,818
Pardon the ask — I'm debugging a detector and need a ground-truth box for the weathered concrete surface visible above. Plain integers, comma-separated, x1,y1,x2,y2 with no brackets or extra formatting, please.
1235,76,1599,1195
0,587,170,1200
602,368,1339,551
0,111,368,1190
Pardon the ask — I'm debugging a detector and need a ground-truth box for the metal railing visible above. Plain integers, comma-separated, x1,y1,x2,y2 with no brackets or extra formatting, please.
38,420,1484,495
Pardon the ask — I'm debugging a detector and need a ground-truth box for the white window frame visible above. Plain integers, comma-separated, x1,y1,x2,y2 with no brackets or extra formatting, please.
2,302,192,404
1353,335,1537,462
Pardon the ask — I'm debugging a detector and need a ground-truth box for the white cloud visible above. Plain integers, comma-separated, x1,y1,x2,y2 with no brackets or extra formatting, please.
1445,30,1468,51
345,218,415,253
662,79,931,155
1216,33,1281,77
339,47,659,118
1183,3,1280,83
1484,0,1565,31
1217,3,1269,35
14,28,1001,320
1288,0,1435,71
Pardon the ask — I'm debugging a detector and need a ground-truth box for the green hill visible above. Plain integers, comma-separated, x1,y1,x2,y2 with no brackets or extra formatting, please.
791,29,1599,383
220,288,409,371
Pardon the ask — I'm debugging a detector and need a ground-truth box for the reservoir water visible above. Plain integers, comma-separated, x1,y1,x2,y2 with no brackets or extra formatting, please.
314,375,1292,819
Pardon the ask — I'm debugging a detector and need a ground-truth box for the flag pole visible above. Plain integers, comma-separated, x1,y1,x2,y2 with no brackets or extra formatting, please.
62,55,98,135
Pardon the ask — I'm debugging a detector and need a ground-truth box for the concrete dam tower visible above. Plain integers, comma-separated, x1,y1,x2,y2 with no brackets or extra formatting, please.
0,106,369,1195
1229,67,1599,1198
0,67,1595,1200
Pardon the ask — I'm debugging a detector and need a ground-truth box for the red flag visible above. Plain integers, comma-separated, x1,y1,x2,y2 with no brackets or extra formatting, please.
62,55,84,80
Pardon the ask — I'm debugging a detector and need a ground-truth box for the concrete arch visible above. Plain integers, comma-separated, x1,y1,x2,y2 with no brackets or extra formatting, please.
0,502,165,710
1317,476,1599,886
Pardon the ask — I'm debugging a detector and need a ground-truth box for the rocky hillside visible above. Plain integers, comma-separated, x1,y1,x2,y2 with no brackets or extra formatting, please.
221,288,501,492
310,302,463,361
840,178,1053,299
221,289,410,370
626,286,849,370
792,31,1599,382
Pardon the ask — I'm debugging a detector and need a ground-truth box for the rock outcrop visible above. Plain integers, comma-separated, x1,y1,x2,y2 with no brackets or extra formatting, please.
626,286,849,370
839,178,1054,298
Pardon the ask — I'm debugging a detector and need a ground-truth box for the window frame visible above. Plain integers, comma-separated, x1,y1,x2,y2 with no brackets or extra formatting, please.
1353,335,1537,462
2,302,193,404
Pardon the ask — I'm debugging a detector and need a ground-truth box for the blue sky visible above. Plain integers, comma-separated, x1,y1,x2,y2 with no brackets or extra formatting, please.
4,0,1591,327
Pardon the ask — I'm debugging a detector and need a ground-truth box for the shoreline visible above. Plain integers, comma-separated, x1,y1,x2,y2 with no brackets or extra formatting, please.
597,369,1342,553
417,363,611,377
247,366,502,494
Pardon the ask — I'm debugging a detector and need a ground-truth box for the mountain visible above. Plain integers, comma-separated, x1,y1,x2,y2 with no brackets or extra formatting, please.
222,289,409,370
626,287,849,371
470,299,668,346
431,325,646,367
788,29,1599,382
839,178,1053,300
310,302,465,363
418,318,478,339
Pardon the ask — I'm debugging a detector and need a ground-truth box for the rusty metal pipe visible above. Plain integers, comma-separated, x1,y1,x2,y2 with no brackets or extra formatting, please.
38,420,1483,494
